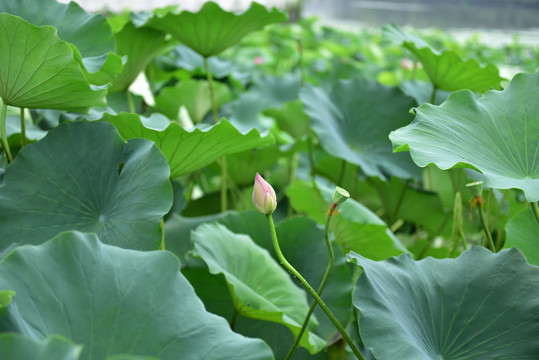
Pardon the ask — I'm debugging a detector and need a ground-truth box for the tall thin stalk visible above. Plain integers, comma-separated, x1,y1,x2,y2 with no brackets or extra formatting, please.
20,107,26,147
204,57,219,123
1,102,13,163
429,85,437,104
266,214,364,360
204,57,227,211
285,204,336,360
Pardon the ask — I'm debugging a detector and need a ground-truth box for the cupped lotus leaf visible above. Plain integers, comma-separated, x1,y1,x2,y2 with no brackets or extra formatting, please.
0,232,274,360
154,79,231,122
0,121,172,252
0,0,123,85
301,79,420,180
137,2,287,57
100,113,274,178
384,24,503,92
108,22,170,93
0,14,106,111
347,247,539,359
390,72,539,201
0,334,82,360
286,181,408,260
504,208,539,265
191,223,326,354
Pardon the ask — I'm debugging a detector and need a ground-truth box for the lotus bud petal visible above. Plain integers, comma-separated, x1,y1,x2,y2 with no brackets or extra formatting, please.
332,186,350,205
252,172,277,214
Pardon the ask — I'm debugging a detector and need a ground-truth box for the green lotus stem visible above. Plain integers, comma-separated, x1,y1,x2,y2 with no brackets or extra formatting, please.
531,202,539,224
204,57,227,211
285,206,336,360
159,219,166,250
204,57,219,123
429,85,437,104
266,214,364,360
20,108,26,147
220,156,228,212
1,102,13,163
391,179,410,224
449,192,464,257
230,307,238,331
127,91,135,114
477,206,496,252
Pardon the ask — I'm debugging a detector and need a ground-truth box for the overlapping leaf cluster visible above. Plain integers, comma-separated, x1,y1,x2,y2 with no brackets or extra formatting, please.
0,1,538,360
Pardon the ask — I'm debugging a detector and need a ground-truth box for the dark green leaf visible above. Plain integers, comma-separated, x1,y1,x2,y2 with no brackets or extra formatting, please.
301,79,420,179
348,247,539,359
0,121,172,251
0,232,274,360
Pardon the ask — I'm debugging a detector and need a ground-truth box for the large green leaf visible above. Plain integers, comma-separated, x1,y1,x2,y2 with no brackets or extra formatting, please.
390,72,539,201
287,181,408,260
136,2,287,57
384,24,503,92
230,74,301,132
154,79,231,122
301,79,420,179
347,247,539,359
191,223,326,354
0,0,123,85
0,121,172,251
504,208,539,266
0,232,273,360
0,14,106,111
0,334,81,360
109,22,169,93
101,113,274,178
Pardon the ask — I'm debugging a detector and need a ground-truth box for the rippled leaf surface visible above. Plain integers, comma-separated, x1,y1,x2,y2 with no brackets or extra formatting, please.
348,247,539,359
0,121,172,251
0,232,273,360
390,72,539,201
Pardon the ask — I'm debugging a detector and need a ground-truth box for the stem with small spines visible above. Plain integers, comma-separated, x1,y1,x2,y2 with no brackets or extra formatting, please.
266,214,364,360
284,204,337,360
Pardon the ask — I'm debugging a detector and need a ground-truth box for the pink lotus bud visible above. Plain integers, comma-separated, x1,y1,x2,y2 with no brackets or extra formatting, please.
254,56,264,65
252,172,277,214
401,58,411,70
